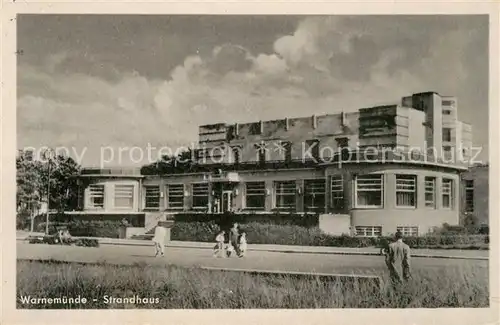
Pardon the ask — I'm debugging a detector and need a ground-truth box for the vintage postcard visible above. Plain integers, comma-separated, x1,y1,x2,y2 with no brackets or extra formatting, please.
1,1,499,325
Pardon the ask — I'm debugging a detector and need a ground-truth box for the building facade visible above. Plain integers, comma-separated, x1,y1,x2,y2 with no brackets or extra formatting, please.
68,91,477,237
460,164,489,226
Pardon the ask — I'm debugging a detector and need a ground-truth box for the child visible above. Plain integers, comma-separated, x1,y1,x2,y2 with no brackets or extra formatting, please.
238,232,247,257
213,230,225,258
226,242,235,258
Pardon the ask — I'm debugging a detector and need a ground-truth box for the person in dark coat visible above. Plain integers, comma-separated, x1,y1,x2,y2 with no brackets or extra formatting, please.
385,230,412,287
229,223,241,257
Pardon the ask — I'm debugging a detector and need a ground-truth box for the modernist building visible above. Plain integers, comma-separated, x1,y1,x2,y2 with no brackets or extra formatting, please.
69,91,475,236
460,164,489,226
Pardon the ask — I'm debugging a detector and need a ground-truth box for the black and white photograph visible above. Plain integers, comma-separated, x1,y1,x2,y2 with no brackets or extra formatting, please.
2,4,498,322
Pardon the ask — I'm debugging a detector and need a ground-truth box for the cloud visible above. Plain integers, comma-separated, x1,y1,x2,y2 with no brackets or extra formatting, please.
17,16,487,166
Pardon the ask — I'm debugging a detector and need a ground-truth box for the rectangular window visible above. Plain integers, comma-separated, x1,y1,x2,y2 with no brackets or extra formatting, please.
114,184,134,209
249,122,262,135
442,128,452,142
231,147,241,165
336,137,349,149
443,109,452,115
442,100,455,107
355,226,382,237
305,139,320,161
397,226,419,237
443,146,453,160
330,175,344,211
245,182,266,209
442,178,453,209
167,184,184,209
304,179,326,212
144,186,160,209
281,141,292,162
88,185,104,209
465,180,474,212
255,142,267,164
396,175,417,208
355,174,383,208
192,183,209,208
275,181,296,209
424,177,436,208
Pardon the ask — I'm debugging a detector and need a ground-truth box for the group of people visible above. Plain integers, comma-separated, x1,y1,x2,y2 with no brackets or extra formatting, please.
56,228,72,245
213,223,247,258
152,217,412,288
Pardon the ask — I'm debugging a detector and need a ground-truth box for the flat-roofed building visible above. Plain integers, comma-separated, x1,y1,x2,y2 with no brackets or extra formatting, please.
68,91,478,237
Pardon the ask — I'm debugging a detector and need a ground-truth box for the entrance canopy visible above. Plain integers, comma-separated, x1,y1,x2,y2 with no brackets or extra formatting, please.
203,170,240,183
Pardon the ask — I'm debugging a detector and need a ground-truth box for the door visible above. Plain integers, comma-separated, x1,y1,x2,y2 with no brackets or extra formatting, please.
222,191,232,213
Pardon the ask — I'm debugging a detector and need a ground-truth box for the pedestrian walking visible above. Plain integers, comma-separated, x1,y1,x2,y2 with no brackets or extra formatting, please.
385,230,412,287
152,223,167,257
229,223,241,257
213,230,226,258
238,231,247,257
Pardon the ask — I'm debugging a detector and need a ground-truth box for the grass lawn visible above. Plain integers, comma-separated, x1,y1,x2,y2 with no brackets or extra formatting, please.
17,260,489,309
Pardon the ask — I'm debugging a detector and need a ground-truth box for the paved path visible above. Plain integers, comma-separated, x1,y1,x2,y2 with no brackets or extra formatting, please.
17,242,488,276
17,231,489,260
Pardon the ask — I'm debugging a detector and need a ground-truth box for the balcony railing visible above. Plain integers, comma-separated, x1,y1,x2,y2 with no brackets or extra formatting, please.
80,167,142,176
140,148,469,175
203,171,240,182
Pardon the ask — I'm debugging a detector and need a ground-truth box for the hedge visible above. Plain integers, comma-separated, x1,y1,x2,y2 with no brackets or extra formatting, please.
37,220,489,249
170,221,489,249
28,236,99,247
49,213,145,227
173,212,319,228
37,220,123,238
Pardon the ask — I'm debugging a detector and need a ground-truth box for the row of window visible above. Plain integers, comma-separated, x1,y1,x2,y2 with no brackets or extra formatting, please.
355,174,454,209
88,184,134,209
199,137,349,163
355,226,419,237
87,174,454,211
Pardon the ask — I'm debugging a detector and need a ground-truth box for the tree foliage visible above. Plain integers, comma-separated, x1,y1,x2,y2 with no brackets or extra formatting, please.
16,150,81,228
141,149,195,175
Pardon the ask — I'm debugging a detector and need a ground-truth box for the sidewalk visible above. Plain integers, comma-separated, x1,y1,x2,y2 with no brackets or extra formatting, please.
16,231,489,260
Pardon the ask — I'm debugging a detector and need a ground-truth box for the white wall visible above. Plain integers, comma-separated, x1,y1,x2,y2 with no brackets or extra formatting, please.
407,109,426,151
84,178,141,212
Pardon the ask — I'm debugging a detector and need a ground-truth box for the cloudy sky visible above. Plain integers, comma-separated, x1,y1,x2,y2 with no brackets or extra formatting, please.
17,15,489,166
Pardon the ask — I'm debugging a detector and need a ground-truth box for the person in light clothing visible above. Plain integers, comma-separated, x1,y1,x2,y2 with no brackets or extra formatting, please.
213,230,226,258
152,223,167,257
226,242,235,257
238,232,247,257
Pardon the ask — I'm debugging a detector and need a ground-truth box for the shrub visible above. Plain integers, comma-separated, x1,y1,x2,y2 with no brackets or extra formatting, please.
171,221,220,242
478,224,489,235
28,237,44,244
173,212,319,228
462,213,481,234
34,219,489,250
171,221,489,249
73,238,100,247
37,220,122,238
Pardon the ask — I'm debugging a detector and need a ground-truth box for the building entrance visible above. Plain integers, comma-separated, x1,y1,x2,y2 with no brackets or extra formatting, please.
211,182,236,213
